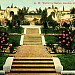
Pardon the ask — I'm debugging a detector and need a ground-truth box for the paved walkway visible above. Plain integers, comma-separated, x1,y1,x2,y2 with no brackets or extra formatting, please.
10,45,51,57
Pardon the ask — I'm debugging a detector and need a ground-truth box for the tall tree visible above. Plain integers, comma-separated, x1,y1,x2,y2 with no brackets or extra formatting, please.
47,15,58,29
41,8,47,28
22,7,29,15
36,7,42,15
70,7,75,14
63,6,64,11
0,5,1,10
11,3,13,8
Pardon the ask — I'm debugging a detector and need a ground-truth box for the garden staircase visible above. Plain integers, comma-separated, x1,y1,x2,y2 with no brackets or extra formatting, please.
11,57,56,73
23,28,42,45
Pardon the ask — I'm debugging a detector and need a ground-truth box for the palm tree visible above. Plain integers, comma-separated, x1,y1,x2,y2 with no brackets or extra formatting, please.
36,7,42,15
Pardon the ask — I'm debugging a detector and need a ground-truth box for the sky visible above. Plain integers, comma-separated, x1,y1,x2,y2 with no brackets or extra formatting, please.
0,0,75,11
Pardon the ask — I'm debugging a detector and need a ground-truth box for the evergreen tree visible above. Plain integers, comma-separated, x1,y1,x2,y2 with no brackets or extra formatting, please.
0,5,1,10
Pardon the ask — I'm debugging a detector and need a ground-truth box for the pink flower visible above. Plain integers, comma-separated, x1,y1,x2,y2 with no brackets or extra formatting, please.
62,40,65,42
2,32,4,35
1,41,3,43
70,39,73,41
68,41,70,44
66,37,69,39
59,41,61,44
63,34,65,37
7,38,9,40
66,34,68,36
63,31,65,33
69,32,71,34
2,37,4,40
0,46,2,48
6,43,8,45
59,37,61,38
66,44,69,46
63,36,65,38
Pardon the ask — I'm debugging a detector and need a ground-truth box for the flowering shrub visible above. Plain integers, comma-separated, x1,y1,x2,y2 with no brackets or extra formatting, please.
0,32,9,55
58,30,73,53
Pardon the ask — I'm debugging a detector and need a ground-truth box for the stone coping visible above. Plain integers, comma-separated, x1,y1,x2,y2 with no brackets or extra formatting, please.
0,70,5,75
52,57,63,73
41,36,46,45
61,70,75,75
3,57,14,72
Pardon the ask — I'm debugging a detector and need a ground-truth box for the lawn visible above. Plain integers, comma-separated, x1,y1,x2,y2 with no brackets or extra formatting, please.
0,54,8,70
58,54,75,70
45,36,58,44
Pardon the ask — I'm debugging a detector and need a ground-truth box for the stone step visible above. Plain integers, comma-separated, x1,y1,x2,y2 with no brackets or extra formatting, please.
13,61,54,64
26,28,39,34
11,68,56,73
12,64,55,68
23,42,42,45
14,57,53,61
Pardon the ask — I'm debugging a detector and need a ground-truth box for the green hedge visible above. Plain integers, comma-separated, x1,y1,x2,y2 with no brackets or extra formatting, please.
8,35,21,47
45,36,58,44
6,27,24,34
58,54,75,70
41,28,67,34
0,54,8,70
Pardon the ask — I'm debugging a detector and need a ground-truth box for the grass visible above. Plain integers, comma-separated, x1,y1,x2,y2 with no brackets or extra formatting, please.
0,54,8,70
58,54,75,70
45,36,58,44
9,35,21,47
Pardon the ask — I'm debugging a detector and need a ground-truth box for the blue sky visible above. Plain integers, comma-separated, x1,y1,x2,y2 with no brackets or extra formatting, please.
0,0,75,11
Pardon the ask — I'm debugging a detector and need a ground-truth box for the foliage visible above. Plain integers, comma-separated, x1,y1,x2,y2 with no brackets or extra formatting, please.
35,21,42,25
41,28,67,34
47,15,58,29
0,54,8,70
36,8,42,15
41,8,48,28
6,26,24,34
70,7,75,14
63,22,70,29
58,30,73,52
58,54,75,70
45,36,58,44
0,32,9,55
21,20,30,25
8,35,21,47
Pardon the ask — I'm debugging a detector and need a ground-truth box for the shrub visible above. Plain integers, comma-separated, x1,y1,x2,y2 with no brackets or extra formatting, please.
6,27,24,34
8,35,21,47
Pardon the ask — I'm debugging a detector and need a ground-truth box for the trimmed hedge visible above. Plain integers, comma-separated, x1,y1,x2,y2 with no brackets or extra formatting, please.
45,36,58,44
8,35,21,47
0,54,8,70
41,28,67,34
6,27,24,34
58,54,75,70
